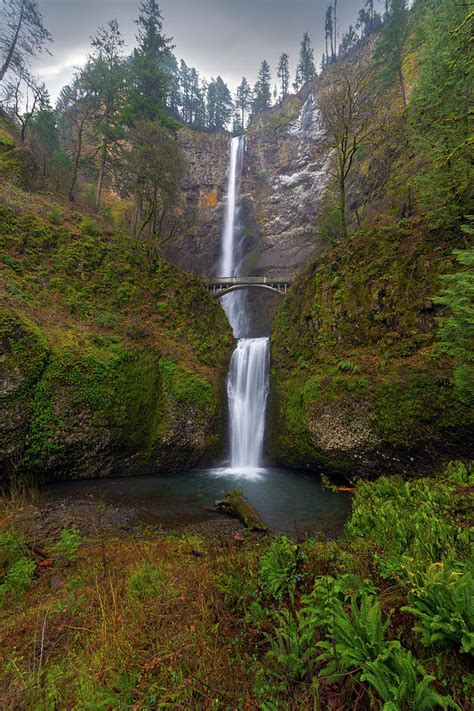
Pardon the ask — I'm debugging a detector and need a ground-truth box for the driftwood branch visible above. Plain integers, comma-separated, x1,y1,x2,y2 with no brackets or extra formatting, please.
215,489,268,532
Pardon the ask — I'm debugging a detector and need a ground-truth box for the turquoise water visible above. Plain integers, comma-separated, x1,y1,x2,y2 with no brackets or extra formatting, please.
41,467,352,537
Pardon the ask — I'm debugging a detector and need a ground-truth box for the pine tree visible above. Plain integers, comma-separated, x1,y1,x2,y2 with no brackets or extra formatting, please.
373,0,408,107
294,33,316,91
125,0,175,125
235,76,252,130
206,76,233,129
325,6,334,63
82,19,126,209
252,60,272,115
277,53,290,100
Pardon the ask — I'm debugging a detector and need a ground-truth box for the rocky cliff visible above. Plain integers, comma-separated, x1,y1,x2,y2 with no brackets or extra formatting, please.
0,122,233,483
163,85,333,282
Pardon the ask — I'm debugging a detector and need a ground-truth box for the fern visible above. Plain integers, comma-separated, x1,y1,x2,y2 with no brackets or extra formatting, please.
316,591,457,708
402,563,474,654
258,536,303,601
264,605,317,682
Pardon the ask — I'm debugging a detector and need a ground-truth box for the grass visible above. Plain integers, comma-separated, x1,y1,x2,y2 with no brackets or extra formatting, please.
1,463,472,709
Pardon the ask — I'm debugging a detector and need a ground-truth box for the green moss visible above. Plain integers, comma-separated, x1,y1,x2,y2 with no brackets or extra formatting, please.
159,357,216,411
271,221,474,472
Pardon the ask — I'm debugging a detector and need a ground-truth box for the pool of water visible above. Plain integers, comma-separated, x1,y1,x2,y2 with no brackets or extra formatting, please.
40,467,352,537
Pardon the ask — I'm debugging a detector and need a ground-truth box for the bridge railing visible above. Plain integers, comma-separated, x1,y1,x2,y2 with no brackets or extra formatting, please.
207,275,294,286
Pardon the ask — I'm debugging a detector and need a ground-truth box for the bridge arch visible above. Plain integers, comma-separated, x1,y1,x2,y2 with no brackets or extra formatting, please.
207,275,294,299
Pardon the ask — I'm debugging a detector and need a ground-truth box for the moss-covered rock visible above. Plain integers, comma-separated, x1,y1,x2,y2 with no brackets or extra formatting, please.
0,175,233,482
270,222,474,475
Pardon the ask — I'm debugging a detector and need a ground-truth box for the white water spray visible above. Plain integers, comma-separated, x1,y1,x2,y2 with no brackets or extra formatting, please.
219,137,269,472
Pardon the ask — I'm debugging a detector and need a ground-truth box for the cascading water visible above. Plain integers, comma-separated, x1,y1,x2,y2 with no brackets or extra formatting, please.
219,136,269,472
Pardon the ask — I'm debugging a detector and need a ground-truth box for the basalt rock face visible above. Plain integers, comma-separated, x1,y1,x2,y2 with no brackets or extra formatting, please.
161,127,231,276
242,86,331,276
164,90,332,281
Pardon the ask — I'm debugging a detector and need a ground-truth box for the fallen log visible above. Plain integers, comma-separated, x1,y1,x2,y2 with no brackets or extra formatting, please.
215,489,268,532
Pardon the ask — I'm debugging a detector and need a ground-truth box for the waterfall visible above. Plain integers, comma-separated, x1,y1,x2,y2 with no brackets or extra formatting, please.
219,136,269,471
227,338,269,470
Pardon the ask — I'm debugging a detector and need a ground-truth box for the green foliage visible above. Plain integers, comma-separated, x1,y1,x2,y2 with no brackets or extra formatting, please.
409,0,471,227
56,526,82,563
403,563,474,654
46,205,64,225
264,605,316,683
346,476,467,580
258,536,304,601
0,553,36,606
317,592,457,709
435,240,474,404
127,562,164,599
0,530,26,576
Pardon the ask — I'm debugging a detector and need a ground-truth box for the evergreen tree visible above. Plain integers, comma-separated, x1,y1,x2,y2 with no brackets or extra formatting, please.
294,33,316,91
235,76,252,130
206,76,233,129
252,60,271,115
276,53,290,100
82,19,126,209
338,25,359,57
0,0,52,82
435,225,474,404
325,5,334,63
29,100,59,176
125,0,175,125
374,0,409,106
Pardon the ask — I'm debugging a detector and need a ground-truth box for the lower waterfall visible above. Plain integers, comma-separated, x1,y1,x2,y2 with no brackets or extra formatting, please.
227,337,269,471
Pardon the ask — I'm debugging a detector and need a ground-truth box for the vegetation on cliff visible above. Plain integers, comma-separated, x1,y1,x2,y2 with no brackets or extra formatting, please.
270,0,473,474
0,116,233,480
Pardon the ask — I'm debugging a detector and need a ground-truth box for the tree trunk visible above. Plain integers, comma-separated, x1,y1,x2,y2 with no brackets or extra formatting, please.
0,0,25,82
339,173,347,238
398,66,407,108
68,118,85,202
95,140,107,211
215,489,268,532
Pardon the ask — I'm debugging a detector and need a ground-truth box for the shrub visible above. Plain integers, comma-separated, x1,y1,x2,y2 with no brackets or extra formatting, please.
128,562,164,599
259,536,304,601
56,526,82,563
0,556,36,605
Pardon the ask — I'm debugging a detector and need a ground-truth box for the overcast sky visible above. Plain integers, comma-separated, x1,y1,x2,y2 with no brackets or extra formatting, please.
31,0,369,101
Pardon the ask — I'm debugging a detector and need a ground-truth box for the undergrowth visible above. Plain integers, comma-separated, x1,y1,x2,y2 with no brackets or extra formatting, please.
0,462,472,709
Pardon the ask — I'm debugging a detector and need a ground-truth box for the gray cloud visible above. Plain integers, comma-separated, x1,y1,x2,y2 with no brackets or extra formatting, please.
32,0,369,101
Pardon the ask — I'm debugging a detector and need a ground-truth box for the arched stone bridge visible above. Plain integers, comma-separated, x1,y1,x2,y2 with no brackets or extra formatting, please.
207,275,294,298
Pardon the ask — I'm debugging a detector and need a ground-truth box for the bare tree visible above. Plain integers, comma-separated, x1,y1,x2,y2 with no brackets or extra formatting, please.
318,62,377,237
0,0,51,82
3,68,47,142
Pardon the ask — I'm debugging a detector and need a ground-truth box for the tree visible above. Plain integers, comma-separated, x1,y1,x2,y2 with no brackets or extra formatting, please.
325,6,334,64
374,0,409,107
122,120,183,241
0,0,51,82
318,62,375,237
276,53,290,100
338,25,359,57
235,76,252,130
2,67,47,142
206,76,233,129
56,73,97,201
82,19,126,210
294,33,316,91
125,0,175,125
252,60,271,115
29,102,59,176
